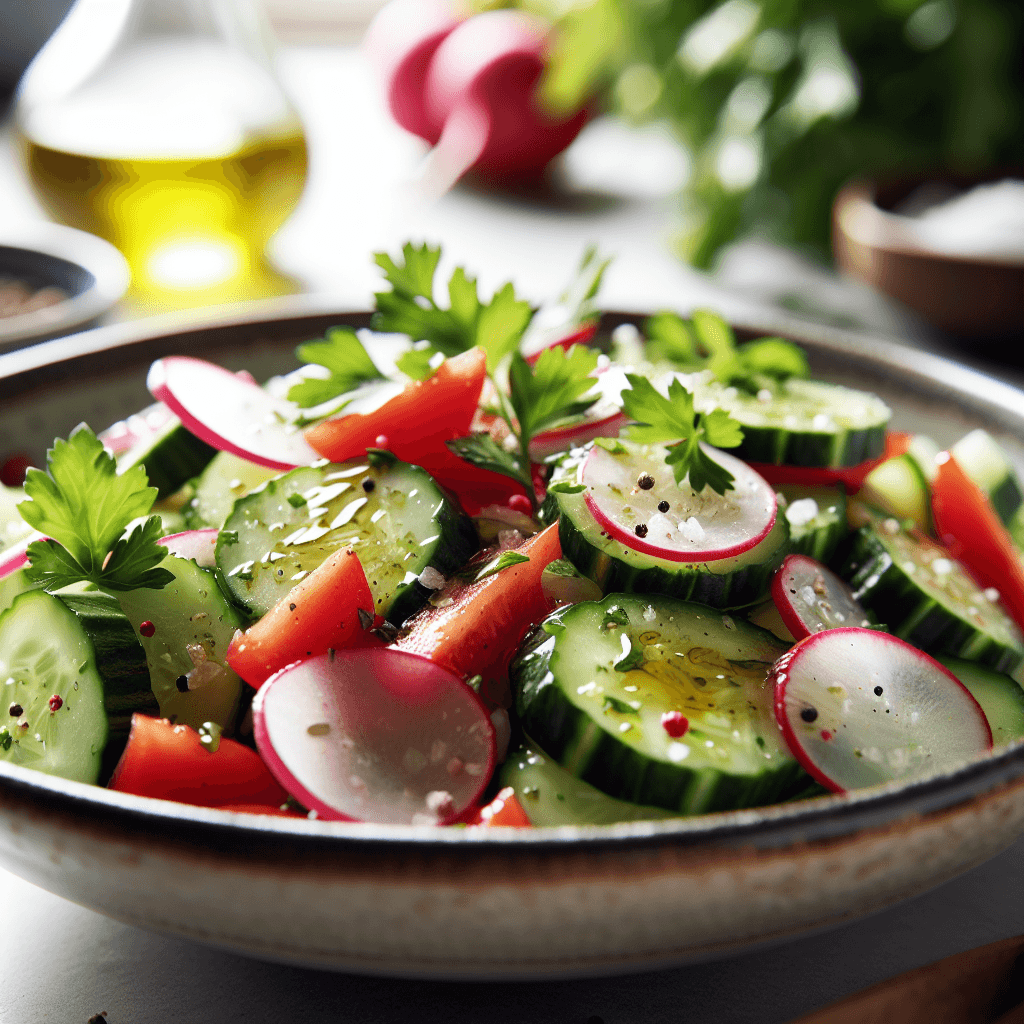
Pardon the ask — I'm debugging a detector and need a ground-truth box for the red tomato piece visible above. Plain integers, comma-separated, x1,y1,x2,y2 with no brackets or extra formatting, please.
304,347,487,465
109,715,288,808
749,431,912,492
226,548,376,689
395,524,562,705
469,786,532,827
932,452,1024,631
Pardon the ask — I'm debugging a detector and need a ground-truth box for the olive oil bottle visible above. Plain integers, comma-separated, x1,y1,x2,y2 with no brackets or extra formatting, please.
16,0,308,308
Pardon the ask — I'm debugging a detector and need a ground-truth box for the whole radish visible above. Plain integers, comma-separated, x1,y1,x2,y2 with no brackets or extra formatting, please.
421,9,589,187
363,0,463,143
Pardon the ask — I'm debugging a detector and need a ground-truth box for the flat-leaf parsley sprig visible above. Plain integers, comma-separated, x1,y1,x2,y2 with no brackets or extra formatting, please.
286,327,387,410
17,425,174,593
620,375,744,495
447,344,603,512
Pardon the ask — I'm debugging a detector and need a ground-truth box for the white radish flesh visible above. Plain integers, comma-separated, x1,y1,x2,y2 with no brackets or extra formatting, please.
252,649,496,825
772,553,872,639
158,528,218,567
147,357,319,471
771,627,992,793
582,441,777,562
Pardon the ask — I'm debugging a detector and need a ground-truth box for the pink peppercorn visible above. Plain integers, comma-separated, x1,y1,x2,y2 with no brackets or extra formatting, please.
661,711,689,738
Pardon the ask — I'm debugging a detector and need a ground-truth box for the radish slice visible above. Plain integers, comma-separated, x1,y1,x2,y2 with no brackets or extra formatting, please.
100,402,176,455
147,357,319,471
530,410,628,461
771,553,873,640
523,322,599,365
252,649,496,825
581,441,777,563
771,627,992,793
0,535,39,578
158,528,218,567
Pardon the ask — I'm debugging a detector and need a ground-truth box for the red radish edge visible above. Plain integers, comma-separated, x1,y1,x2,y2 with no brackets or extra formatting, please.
147,356,318,472
0,535,39,578
158,528,218,567
252,649,496,826
523,322,599,365
581,446,777,564
530,410,628,460
771,628,992,794
770,553,868,641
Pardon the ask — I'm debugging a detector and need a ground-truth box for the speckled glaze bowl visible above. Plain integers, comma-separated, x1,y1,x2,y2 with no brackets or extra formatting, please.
2,298,1024,979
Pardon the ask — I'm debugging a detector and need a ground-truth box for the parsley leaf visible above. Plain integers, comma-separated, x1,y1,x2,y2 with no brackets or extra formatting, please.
508,345,600,441
643,309,809,390
18,424,173,592
620,375,743,495
287,327,386,408
445,434,534,496
474,549,531,582
372,242,532,371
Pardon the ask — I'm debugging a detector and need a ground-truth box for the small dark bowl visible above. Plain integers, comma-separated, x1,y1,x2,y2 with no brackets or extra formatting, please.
833,171,1024,340
0,221,129,349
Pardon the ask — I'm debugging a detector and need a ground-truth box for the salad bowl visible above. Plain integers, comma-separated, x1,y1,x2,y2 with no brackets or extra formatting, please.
2,297,1024,979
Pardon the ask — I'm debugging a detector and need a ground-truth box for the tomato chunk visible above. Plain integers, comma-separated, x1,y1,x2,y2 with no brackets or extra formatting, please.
226,547,376,688
109,715,288,808
469,786,532,827
932,451,1024,631
304,347,486,465
395,524,561,704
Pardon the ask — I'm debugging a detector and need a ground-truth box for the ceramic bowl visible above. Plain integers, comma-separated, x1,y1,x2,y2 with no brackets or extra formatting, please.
2,300,1024,980
0,220,129,349
832,173,1024,339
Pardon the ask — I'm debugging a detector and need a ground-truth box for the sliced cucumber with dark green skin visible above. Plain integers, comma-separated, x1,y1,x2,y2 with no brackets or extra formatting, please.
936,655,1024,748
118,416,218,499
950,429,1023,527
707,379,890,468
858,452,931,533
552,482,789,610
116,554,245,731
183,450,280,530
217,456,477,625
0,589,109,783
777,484,847,562
499,737,675,825
834,512,1024,674
512,594,808,814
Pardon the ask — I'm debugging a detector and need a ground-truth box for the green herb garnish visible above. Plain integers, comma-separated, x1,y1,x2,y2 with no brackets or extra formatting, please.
18,425,173,593
474,549,531,582
286,326,387,409
621,375,744,495
372,242,532,372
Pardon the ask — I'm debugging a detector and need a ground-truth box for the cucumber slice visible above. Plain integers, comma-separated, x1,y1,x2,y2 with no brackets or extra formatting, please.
859,452,932,533
0,589,109,783
512,594,808,814
183,450,280,530
777,484,847,562
835,512,1024,674
772,628,992,793
950,429,1023,527
499,737,675,825
116,554,245,731
708,379,891,468
117,414,218,500
217,456,476,624
936,655,1024,748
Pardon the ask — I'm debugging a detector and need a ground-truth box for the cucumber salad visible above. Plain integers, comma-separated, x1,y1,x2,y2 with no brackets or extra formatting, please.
3,243,1024,828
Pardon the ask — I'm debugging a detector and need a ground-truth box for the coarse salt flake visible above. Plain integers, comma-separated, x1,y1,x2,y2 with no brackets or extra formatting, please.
785,498,820,528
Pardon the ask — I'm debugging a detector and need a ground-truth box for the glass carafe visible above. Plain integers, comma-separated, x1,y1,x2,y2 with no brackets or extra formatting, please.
15,0,308,309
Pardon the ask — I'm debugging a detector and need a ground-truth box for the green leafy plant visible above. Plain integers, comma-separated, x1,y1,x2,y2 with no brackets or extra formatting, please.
18,425,173,592
286,327,387,409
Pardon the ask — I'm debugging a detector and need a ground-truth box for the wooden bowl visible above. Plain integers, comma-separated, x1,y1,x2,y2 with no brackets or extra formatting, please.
832,173,1024,339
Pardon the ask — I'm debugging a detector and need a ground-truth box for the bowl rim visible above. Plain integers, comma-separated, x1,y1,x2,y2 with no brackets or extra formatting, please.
3,297,1024,860
0,220,130,347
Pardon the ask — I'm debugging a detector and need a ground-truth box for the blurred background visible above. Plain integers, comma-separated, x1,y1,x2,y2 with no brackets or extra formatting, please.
0,0,1021,346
